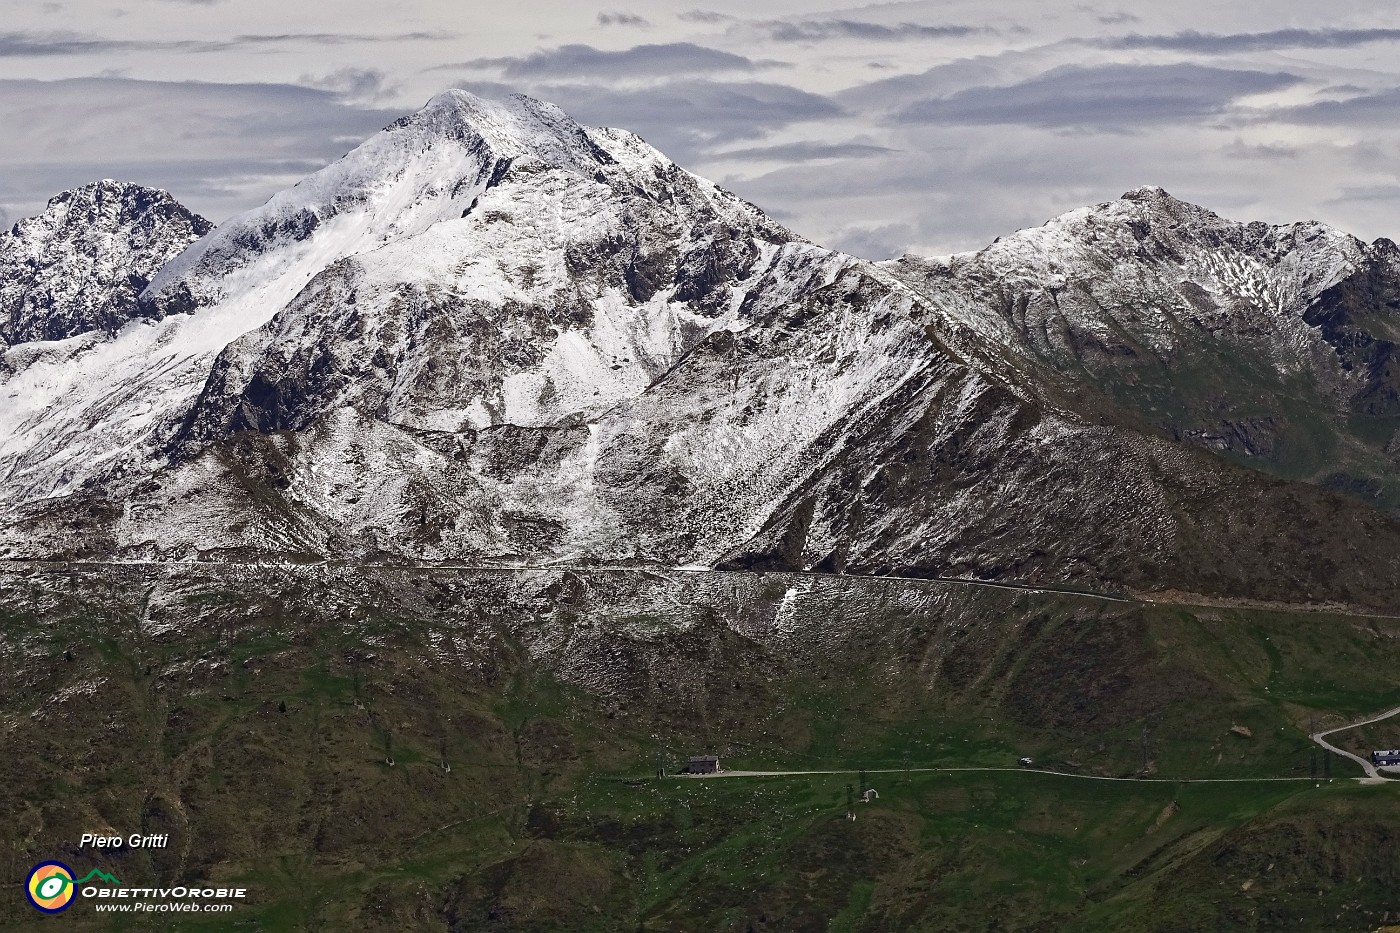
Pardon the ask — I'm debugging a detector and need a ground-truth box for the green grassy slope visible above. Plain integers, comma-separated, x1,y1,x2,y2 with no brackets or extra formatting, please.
1,565,1398,931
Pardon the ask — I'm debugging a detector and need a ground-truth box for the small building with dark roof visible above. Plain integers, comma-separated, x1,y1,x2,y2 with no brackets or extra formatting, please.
685,755,720,774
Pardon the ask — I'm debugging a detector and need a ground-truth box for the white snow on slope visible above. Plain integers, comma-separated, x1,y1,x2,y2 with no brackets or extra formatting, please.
889,185,1369,371
0,90,782,506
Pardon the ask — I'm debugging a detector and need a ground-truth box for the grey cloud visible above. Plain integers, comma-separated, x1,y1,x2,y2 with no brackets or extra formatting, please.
0,78,400,222
455,42,779,80
1092,28,1400,53
0,29,450,57
560,81,842,159
1074,6,1140,25
756,20,985,42
724,100,1400,259
1328,184,1400,204
838,49,1055,113
712,141,894,161
0,31,160,55
1270,86,1400,124
719,128,1170,256
732,141,1077,208
299,67,395,103
233,32,450,46
828,222,916,260
597,12,649,27
678,10,732,24
1223,140,1300,160
897,64,1302,130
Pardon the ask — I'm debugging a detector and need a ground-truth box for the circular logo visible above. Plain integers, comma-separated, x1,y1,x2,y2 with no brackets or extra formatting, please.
26,862,76,914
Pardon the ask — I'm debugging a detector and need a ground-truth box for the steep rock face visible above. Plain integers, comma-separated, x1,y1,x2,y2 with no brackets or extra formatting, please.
27,228,1397,610
174,102,787,445
0,180,211,345
1301,238,1400,418
99,245,925,565
883,186,1400,511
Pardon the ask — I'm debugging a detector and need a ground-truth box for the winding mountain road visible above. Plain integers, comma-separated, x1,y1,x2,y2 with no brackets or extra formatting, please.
682,701,1400,786
18,559,1400,619
676,766,1312,785
1310,704,1400,783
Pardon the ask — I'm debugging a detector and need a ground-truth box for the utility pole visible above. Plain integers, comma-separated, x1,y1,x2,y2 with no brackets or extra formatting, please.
1141,722,1150,776
1309,714,1317,783
846,783,855,821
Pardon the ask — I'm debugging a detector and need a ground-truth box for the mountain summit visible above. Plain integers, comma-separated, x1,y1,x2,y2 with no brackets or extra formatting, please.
885,185,1400,510
0,91,789,507
140,90,713,321
1,92,1398,610
0,179,210,345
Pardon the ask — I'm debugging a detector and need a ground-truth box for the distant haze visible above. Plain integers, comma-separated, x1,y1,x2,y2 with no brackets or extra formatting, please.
3,0,1400,257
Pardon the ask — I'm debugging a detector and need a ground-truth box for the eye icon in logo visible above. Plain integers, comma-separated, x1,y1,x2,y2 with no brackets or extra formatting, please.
26,862,76,913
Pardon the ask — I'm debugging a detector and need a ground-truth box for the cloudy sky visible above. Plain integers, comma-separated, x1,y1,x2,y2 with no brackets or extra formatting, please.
4,0,1400,257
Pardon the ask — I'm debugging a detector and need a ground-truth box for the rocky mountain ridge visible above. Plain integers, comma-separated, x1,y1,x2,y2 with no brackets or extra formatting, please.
885,185,1400,509
2,91,1398,610
0,179,210,346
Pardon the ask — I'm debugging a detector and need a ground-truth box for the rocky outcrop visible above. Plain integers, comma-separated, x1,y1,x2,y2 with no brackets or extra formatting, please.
0,180,211,344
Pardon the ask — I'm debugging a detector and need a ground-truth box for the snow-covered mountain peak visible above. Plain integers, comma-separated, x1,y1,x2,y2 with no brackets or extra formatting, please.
930,184,1365,299
881,184,1395,495
401,89,616,174
1043,186,1223,240
2,92,1398,612
139,93,547,319
168,85,805,445
1118,184,1185,204
0,90,800,505
138,89,756,325
0,179,210,345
